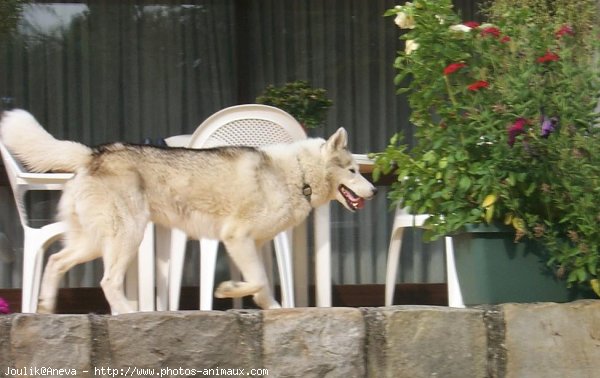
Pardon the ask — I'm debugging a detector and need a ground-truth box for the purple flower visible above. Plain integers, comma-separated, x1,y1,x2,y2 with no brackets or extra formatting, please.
0,297,10,314
508,118,527,147
541,115,558,138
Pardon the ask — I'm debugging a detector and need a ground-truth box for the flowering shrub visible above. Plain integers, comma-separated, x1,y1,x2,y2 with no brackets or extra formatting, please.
374,0,600,295
0,297,10,314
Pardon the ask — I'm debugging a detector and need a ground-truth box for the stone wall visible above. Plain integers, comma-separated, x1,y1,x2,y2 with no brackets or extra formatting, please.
1,301,599,378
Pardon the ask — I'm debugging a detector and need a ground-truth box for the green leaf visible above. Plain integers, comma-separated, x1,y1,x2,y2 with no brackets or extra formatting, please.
524,183,536,197
425,150,437,161
568,268,588,284
507,173,516,187
458,176,472,191
577,269,587,283
567,270,580,284
372,167,381,182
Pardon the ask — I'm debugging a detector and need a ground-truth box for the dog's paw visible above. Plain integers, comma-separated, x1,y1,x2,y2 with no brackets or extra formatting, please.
215,280,262,298
252,292,281,310
265,302,282,310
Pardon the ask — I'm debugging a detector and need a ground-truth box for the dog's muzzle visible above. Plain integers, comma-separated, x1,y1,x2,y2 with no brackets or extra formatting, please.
338,184,376,210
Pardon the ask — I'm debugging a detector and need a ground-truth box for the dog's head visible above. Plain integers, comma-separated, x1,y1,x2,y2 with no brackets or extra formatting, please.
323,128,377,212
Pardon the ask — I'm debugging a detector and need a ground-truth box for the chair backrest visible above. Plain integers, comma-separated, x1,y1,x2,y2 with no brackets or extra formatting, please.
0,141,72,227
188,104,307,148
1,141,30,227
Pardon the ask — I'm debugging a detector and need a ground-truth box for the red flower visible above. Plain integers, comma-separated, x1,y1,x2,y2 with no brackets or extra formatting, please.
508,118,528,147
500,35,511,43
463,21,480,28
481,27,501,38
555,25,575,38
537,51,560,63
467,80,489,91
443,62,466,75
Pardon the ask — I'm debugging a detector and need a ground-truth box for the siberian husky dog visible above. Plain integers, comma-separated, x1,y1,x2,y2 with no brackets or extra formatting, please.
0,109,377,314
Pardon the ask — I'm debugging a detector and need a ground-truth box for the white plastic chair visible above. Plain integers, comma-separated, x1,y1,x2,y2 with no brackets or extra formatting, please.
0,141,155,313
384,206,464,307
0,141,70,312
162,104,307,311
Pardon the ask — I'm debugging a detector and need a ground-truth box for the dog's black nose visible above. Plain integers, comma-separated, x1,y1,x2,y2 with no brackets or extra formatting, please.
372,187,378,196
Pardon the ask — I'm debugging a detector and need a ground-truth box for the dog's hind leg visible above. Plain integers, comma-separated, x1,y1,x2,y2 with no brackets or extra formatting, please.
38,238,101,313
100,235,142,315
217,237,281,309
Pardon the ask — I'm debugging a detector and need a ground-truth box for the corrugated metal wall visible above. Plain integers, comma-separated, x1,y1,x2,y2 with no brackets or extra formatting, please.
0,0,482,289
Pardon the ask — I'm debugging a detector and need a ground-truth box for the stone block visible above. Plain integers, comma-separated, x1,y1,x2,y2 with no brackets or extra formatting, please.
10,314,91,378
366,306,488,378
0,315,13,377
503,300,600,378
262,307,365,378
106,311,262,377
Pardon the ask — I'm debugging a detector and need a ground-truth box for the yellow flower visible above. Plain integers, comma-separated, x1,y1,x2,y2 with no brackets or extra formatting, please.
482,194,497,224
591,279,600,297
482,194,497,208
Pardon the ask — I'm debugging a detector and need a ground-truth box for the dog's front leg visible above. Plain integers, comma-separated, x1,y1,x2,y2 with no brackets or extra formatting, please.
217,237,281,309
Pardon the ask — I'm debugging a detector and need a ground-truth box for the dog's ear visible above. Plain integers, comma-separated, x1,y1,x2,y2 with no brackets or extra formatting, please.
326,127,348,152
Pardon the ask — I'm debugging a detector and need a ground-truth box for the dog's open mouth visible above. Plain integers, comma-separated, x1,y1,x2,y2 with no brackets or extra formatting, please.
339,184,365,211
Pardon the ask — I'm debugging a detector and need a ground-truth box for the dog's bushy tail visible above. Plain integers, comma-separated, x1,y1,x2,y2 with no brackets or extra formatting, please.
0,109,92,173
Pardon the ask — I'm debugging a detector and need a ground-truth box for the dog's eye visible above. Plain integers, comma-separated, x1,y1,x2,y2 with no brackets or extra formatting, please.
349,168,356,174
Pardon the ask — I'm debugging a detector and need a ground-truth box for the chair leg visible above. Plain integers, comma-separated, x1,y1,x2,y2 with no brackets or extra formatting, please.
274,230,294,308
314,205,331,307
385,227,405,307
22,229,52,313
199,239,219,311
22,224,67,313
136,223,155,311
167,228,188,311
445,236,465,308
21,238,37,313
30,247,45,313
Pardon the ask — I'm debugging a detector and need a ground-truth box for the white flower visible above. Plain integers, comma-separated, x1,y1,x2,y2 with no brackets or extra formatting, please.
435,15,445,25
405,39,419,55
394,11,416,29
396,2,414,9
449,24,472,32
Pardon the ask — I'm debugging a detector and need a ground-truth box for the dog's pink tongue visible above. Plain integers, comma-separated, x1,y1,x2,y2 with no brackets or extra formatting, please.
356,198,365,209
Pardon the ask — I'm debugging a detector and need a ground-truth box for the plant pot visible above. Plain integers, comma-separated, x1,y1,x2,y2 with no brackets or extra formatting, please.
450,224,580,306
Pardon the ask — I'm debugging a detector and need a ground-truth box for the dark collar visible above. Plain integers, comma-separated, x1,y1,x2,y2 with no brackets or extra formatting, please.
297,156,312,203
302,183,312,202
